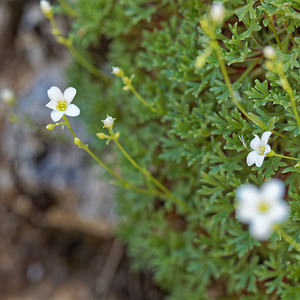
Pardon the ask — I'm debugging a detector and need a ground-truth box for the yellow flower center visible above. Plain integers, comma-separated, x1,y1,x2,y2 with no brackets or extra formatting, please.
56,100,67,111
259,146,265,155
258,201,269,213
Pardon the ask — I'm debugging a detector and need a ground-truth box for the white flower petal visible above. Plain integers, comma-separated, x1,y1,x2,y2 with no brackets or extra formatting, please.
236,206,257,223
255,154,265,167
65,104,80,117
249,217,273,240
50,110,64,122
261,131,272,145
247,151,260,166
269,201,290,223
250,135,262,150
63,87,77,104
236,184,260,203
236,185,260,223
47,86,63,103
261,179,285,203
264,144,271,155
46,100,57,110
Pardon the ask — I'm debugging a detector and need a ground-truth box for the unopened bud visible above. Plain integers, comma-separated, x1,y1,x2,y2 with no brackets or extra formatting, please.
74,137,84,148
195,55,206,69
112,67,124,77
210,3,225,24
102,115,115,129
46,124,55,131
96,132,108,139
1,88,16,105
40,0,53,18
264,46,276,60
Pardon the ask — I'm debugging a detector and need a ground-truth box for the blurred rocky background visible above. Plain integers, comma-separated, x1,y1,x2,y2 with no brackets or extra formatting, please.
0,0,164,299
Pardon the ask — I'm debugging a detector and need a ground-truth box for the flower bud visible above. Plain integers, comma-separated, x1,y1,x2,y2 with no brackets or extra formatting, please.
74,137,84,148
195,55,206,69
210,3,225,24
112,67,124,77
102,115,115,129
264,46,276,60
46,124,55,131
1,88,15,105
40,0,53,18
96,132,108,139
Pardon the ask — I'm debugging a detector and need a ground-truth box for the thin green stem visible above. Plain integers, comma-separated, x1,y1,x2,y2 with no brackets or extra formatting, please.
283,23,297,47
234,58,261,85
210,37,287,140
252,32,263,46
108,128,192,213
63,115,76,136
279,73,300,131
48,15,111,85
273,153,300,161
62,116,156,196
274,225,300,253
57,0,77,17
127,82,157,113
267,15,282,50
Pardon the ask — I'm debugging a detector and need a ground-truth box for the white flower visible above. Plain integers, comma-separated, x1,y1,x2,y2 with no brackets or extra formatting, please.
112,66,124,77
46,86,80,122
1,88,15,104
246,131,272,167
210,3,225,24
103,115,115,129
40,0,52,17
264,46,276,60
236,179,289,240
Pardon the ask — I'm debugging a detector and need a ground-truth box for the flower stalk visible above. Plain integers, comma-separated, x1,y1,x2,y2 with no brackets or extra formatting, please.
106,127,192,213
279,73,300,131
62,116,158,197
200,17,287,140
267,150,300,161
112,67,157,113
57,0,77,18
264,49,300,132
44,8,110,84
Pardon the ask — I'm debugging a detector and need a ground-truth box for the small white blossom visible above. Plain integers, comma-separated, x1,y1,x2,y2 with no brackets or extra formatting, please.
40,0,52,17
46,86,80,122
1,88,15,104
103,115,115,129
236,179,289,240
210,3,225,24
112,67,124,77
264,46,276,60
246,131,272,167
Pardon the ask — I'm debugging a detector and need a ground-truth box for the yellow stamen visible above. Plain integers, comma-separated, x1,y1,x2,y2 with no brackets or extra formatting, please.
56,100,67,111
259,146,265,155
258,201,269,213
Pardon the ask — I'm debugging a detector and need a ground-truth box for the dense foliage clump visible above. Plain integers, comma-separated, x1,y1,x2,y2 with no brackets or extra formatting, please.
55,0,300,298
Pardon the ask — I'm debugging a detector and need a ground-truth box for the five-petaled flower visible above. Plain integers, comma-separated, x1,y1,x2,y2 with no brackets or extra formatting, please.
46,86,80,122
246,131,272,167
236,179,289,240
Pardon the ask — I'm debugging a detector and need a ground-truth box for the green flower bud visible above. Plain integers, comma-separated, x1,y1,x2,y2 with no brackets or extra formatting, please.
46,124,55,131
